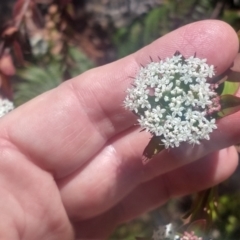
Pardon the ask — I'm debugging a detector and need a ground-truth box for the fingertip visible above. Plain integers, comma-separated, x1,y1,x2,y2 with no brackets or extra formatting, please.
214,146,239,182
190,20,239,72
167,146,239,197
135,20,239,74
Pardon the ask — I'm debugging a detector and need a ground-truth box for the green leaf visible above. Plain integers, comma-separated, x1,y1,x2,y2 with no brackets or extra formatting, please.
221,81,240,95
68,46,94,76
14,62,64,106
215,82,225,95
142,135,165,164
143,7,167,44
218,94,240,118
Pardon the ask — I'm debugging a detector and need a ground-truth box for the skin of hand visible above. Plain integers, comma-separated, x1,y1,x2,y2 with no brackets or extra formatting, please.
0,20,239,240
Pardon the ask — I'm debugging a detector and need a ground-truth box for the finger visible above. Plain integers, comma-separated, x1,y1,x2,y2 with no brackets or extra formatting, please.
72,147,238,239
59,113,240,220
0,145,74,239
115,147,238,222
2,20,238,179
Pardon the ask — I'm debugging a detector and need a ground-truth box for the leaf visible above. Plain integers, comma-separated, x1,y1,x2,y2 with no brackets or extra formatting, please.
215,82,225,95
13,0,31,29
1,27,18,38
143,7,163,44
142,135,165,164
13,0,25,18
14,62,64,106
0,73,13,99
221,81,240,95
182,187,218,234
31,2,45,28
67,46,95,77
218,94,240,118
13,40,24,65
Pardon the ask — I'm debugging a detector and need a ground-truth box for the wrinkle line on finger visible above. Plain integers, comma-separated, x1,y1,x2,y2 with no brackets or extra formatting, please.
64,81,111,146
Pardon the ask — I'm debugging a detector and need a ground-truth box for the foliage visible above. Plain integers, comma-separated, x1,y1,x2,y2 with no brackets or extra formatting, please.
213,192,240,240
221,81,240,95
13,45,94,106
222,9,240,31
112,0,213,58
14,62,63,106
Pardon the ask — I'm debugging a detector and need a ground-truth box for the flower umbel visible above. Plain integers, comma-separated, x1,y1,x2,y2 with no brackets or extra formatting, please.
124,52,219,159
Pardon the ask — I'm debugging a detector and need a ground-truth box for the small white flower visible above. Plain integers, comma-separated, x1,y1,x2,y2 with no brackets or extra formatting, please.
152,106,166,119
0,98,14,118
124,52,218,149
180,74,193,84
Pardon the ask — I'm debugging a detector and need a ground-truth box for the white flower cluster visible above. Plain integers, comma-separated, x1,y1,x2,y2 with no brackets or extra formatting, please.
124,53,218,148
0,98,14,118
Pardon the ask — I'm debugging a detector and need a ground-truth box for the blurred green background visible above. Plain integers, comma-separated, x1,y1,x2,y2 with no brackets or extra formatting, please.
1,0,240,239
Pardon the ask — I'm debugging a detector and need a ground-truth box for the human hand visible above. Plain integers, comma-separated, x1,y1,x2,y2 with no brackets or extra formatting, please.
0,20,239,239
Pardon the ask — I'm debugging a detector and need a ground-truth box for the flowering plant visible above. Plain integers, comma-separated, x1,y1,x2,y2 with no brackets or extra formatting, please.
124,51,240,163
